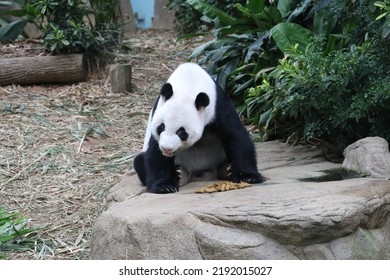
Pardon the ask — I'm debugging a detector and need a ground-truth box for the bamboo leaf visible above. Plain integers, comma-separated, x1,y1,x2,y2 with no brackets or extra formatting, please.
216,56,240,89
271,22,313,55
245,0,265,13
244,32,269,62
287,0,313,22
186,0,236,26
0,9,28,17
177,32,209,41
0,19,26,42
188,38,235,59
233,3,251,17
277,0,292,17
259,108,273,126
375,13,388,20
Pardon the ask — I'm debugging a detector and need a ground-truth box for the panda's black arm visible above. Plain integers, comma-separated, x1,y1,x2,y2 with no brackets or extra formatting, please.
133,152,147,186
214,85,263,183
133,98,161,187
143,137,179,193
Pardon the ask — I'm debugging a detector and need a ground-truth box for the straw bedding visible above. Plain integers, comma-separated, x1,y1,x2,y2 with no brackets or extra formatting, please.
0,30,204,259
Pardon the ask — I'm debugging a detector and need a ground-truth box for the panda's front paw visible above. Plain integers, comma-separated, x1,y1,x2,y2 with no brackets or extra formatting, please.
175,165,182,183
148,183,179,194
233,172,263,184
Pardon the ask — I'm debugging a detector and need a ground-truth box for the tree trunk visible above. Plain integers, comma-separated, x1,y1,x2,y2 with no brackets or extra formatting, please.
109,64,132,93
0,54,87,86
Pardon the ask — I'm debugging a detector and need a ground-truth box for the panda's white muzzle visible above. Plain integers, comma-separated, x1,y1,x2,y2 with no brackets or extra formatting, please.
160,147,175,157
158,132,182,157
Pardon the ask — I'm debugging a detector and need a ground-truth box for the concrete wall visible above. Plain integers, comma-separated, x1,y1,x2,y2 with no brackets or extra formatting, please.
153,0,174,30
125,0,173,30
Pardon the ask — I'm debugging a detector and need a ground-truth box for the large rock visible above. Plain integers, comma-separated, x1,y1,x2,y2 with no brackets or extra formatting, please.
90,141,390,259
342,137,390,179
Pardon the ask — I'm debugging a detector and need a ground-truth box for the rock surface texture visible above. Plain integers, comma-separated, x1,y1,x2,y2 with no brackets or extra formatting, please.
90,140,390,259
342,137,390,179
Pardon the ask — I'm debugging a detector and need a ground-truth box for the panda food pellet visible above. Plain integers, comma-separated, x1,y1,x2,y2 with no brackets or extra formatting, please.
196,181,252,193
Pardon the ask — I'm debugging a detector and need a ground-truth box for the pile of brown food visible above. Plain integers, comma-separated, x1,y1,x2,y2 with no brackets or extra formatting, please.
196,181,252,193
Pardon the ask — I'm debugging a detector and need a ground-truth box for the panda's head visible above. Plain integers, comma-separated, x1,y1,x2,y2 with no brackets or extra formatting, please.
151,83,211,157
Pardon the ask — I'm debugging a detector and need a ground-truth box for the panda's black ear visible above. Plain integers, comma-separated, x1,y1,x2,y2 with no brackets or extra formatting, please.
160,83,173,101
195,92,210,111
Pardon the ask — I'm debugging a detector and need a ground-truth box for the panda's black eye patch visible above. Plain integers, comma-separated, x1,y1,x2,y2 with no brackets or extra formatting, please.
176,127,188,141
157,123,165,135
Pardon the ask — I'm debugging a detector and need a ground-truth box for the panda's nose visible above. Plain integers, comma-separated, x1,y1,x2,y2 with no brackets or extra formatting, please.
160,147,174,157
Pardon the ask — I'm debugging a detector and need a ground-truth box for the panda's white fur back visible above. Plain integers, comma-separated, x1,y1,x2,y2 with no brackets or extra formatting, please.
143,63,217,153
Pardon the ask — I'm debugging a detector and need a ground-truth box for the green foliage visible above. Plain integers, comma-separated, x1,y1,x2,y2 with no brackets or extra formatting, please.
28,0,102,55
241,0,390,151
183,0,390,152
313,0,389,46
0,1,27,42
167,0,246,35
185,0,388,95
88,0,122,45
0,18,26,42
375,0,390,18
0,206,40,259
186,0,315,103
0,0,120,60
247,36,390,150
271,22,313,55
374,0,390,37
187,0,271,98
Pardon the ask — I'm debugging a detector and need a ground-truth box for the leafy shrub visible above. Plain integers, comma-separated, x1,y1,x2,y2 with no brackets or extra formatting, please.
28,0,101,54
247,36,390,151
374,0,390,37
167,0,246,35
240,0,390,153
186,0,317,104
167,0,206,34
185,0,387,96
315,0,389,46
0,0,119,63
184,0,390,154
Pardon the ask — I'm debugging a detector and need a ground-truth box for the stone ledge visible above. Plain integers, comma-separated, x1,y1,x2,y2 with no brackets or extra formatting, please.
90,140,390,259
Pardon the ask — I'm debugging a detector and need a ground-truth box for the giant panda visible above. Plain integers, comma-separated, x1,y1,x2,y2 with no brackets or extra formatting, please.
133,62,263,193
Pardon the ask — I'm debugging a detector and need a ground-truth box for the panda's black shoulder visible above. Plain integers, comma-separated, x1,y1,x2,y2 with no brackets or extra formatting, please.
213,82,237,118
210,81,249,138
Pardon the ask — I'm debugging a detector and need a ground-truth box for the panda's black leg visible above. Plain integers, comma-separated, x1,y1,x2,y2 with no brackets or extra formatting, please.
144,138,179,193
229,147,263,183
221,135,263,184
215,87,263,184
230,133,262,183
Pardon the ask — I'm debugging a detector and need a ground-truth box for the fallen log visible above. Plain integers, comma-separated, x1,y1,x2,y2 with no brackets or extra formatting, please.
0,54,87,86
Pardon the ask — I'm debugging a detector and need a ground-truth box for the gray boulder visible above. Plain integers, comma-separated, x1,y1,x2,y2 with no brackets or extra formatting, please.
90,141,390,259
342,137,390,179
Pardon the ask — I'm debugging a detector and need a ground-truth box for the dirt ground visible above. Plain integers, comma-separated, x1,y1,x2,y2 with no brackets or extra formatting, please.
0,30,204,259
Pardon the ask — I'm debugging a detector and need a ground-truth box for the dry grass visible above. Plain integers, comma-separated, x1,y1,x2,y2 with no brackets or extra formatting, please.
0,30,204,259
